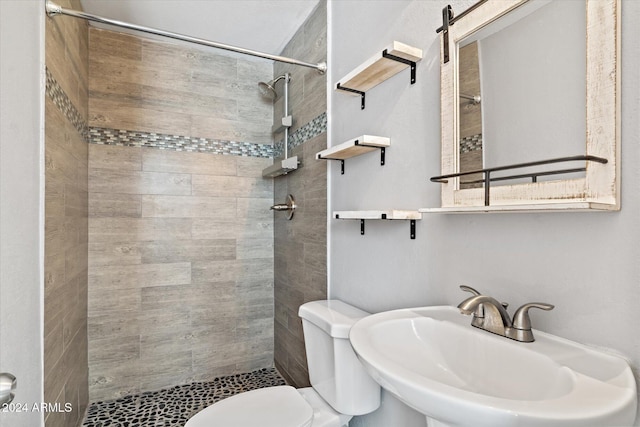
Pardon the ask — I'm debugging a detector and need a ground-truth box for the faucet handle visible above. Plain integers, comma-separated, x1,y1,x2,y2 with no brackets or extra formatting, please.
512,302,554,330
459,285,484,319
459,285,481,296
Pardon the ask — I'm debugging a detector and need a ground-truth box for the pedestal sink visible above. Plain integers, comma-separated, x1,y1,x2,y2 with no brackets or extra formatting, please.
349,306,637,427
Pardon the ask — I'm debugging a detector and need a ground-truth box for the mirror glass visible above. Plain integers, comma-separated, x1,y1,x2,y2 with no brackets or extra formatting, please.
457,0,586,188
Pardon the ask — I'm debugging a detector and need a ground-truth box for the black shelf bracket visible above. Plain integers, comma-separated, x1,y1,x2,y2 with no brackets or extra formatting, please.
317,155,345,174
382,49,417,84
336,214,417,240
353,140,386,167
336,83,365,109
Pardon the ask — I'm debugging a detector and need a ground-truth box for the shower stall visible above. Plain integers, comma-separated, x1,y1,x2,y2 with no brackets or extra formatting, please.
42,0,328,424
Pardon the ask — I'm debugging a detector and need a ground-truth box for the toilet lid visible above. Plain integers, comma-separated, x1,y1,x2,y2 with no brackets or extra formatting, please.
186,385,314,427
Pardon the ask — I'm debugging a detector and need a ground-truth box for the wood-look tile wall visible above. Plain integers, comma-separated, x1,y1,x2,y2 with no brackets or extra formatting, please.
87,141,274,401
88,28,274,144
274,3,327,138
459,42,483,188
87,27,281,401
273,1,328,387
44,0,89,425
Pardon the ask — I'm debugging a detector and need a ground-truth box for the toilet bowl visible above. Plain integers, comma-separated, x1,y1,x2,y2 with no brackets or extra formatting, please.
185,300,381,427
185,385,351,427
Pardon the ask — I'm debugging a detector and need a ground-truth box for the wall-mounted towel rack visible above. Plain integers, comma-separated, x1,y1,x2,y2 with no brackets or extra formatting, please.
430,155,608,207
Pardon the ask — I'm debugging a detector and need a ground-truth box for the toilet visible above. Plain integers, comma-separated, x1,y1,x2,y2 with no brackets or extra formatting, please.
185,300,381,427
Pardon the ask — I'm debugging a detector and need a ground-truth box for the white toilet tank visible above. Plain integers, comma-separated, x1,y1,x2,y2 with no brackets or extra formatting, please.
298,300,381,416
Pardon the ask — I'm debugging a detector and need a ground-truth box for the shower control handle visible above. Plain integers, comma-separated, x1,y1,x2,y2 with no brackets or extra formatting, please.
270,204,290,211
270,195,296,220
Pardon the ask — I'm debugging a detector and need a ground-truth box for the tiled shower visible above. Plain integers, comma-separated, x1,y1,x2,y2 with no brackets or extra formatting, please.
86,27,276,401
43,0,327,425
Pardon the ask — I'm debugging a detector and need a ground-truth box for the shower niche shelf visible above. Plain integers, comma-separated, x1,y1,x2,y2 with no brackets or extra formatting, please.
316,135,390,175
336,41,423,110
334,210,422,239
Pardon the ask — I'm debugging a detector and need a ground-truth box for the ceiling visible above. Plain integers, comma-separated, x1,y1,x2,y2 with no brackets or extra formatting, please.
79,0,320,58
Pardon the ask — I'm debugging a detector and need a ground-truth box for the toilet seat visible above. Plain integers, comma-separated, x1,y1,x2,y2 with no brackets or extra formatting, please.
185,385,314,427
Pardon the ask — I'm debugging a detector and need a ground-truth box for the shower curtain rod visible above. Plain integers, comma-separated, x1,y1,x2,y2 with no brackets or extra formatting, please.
45,1,327,74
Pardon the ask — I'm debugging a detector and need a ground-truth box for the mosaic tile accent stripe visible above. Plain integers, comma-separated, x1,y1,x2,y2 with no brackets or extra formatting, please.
47,68,326,159
89,127,275,158
45,67,89,142
460,133,483,153
90,111,327,159
274,112,327,158
290,112,327,149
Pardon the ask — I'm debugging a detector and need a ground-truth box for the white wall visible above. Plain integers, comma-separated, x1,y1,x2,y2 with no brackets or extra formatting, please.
328,1,640,426
0,1,45,426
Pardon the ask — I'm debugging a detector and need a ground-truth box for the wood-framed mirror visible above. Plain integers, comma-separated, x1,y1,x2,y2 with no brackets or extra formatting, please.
434,0,620,213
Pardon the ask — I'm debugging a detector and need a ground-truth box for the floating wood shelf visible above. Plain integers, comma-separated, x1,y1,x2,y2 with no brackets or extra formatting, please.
419,202,618,214
334,210,422,239
336,41,423,109
335,210,422,220
316,135,390,174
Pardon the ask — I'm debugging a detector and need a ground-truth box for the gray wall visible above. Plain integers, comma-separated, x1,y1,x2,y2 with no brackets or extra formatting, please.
0,1,45,426
328,1,640,426
273,0,328,387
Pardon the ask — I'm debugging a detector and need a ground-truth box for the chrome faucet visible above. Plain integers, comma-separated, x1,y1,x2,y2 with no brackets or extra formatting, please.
457,286,554,342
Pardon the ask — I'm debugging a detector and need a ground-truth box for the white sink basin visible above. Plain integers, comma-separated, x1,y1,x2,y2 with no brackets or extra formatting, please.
349,306,637,427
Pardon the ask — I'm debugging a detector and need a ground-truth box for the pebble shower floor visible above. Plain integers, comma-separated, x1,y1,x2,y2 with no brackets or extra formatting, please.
82,368,287,426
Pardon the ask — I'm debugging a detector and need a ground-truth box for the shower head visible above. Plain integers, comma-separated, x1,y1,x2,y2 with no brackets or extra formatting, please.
257,74,290,100
258,81,277,100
